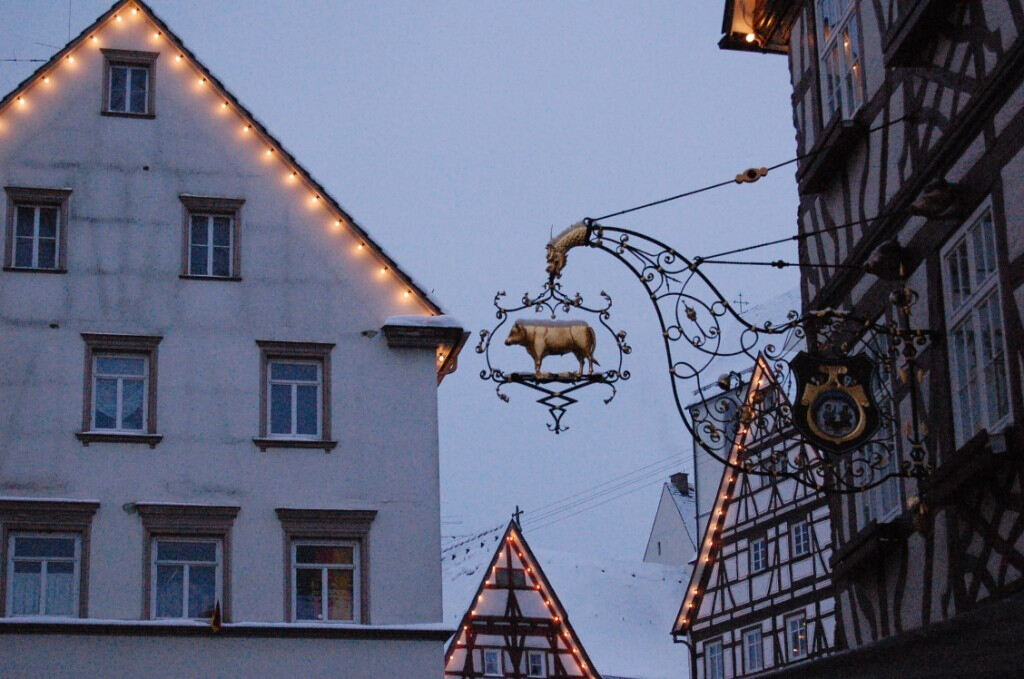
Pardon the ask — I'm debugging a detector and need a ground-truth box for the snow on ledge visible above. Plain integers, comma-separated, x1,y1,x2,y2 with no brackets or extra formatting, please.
384,314,463,329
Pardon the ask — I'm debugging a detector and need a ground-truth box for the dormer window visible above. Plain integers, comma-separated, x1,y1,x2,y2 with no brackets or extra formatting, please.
817,0,863,123
102,49,157,117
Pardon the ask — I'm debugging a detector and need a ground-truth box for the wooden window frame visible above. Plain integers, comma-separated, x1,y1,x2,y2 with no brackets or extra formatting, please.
526,649,547,677
742,626,764,673
290,539,360,623
791,520,812,558
178,195,244,281
815,0,864,126
101,49,158,118
941,199,1013,447
4,186,71,273
275,508,375,624
255,341,336,452
0,499,99,618
76,333,162,448
483,648,502,677
150,537,222,620
785,612,809,660
749,536,768,573
704,637,725,679
136,503,239,621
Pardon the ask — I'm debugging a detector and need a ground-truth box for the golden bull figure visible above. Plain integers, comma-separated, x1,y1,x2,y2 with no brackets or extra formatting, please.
505,319,600,377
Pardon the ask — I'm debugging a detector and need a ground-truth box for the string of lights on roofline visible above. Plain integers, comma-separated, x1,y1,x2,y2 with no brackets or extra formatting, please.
0,3,451,365
459,530,593,677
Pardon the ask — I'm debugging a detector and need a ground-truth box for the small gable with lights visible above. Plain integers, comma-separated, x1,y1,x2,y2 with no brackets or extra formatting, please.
445,521,600,679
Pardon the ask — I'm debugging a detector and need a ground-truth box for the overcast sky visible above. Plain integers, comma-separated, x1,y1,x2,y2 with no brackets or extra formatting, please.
1,0,800,562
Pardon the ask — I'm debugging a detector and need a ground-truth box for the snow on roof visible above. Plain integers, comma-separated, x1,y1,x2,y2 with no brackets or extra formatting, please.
444,538,690,679
383,314,464,329
667,485,698,552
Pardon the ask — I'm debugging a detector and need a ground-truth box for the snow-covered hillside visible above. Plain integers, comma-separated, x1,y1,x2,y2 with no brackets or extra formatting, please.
443,536,691,679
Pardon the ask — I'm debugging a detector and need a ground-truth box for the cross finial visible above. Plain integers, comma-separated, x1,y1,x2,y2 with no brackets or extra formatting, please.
512,505,524,527
733,292,749,313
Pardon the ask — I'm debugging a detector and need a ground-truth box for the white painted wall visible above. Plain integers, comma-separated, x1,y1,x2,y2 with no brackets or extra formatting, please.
643,483,696,566
0,9,450,674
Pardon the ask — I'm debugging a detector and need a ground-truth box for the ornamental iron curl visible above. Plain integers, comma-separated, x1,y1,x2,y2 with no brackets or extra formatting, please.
476,280,631,434
532,219,934,493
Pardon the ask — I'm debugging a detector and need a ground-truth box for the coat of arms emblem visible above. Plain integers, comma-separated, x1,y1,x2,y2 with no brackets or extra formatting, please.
789,351,881,454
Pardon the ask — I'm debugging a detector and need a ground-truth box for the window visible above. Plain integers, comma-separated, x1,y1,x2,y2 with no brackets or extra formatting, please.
791,521,812,558
527,650,546,677
102,49,157,117
6,534,80,616
817,0,862,122
256,341,335,451
495,567,527,588
743,627,764,672
152,539,221,619
750,537,768,573
705,639,724,679
942,203,1011,447
4,187,71,272
276,508,375,623
786,614,809,659
855,324,903,528
179,195,244,279
77,333,162,446
483,648,502,676
136,503,238,621
0,499,98,619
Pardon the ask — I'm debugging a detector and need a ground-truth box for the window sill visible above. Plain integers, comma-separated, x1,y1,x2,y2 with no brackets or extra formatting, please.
3,266,67,274
830,518,909,582
253,438,337,453
796,113,868,194
75,432,163,448
921,426,1014,507
100,111,155,119
883,0,950,67
179,274,243,282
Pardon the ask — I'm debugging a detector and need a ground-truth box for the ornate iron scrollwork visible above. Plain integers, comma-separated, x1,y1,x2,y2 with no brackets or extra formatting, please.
476,280,631,434
485,218,937,494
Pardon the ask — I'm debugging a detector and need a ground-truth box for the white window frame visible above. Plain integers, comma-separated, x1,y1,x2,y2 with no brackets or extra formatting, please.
483,648,502,676
786,613,809,660
107,63,149,114
750,537,768,573
268,360,322,439
527,650,547,677
743,626,764,672
91,353,148,432
11,204,60,269
791,521,812,558
187,213,234,277
705,639,725,679
6,532,81,617
942,200,1013,447
290,540,360,622
816,0,863,122
150,537,222,620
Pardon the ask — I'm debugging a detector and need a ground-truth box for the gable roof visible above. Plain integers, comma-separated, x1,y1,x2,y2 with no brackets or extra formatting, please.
672,355,823,638
445,520,600,678
0,0,444,317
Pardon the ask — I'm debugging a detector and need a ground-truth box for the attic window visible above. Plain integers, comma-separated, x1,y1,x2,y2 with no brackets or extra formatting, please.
495,567,527,588
101,49,158,118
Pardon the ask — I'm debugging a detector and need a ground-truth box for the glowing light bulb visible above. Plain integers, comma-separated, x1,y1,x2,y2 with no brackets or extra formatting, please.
198,77,207,86
357,243,365,250
379,266,388,275
132,7,139,14
16,96,24,105
266,148,275,156
66,55,75,63
42,76,50,83
745,32,756,43
90,35,98,43
115,14,122,22
176,54,184,62
153,31,162,40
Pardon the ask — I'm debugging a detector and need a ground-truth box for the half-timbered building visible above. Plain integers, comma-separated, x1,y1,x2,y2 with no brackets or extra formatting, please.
444,520,600,678
673,358,836,678
716,0,1024,674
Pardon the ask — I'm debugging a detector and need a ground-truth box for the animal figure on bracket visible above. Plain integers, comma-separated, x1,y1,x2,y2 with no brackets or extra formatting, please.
505,319,599,377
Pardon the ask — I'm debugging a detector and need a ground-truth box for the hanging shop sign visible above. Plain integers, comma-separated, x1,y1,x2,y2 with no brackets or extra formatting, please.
789,351,881,454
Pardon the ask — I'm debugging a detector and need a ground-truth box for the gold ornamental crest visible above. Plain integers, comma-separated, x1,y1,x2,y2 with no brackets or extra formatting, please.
789,351,881,455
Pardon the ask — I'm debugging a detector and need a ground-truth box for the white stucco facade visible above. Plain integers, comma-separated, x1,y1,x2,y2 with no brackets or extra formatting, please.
0,2,459,675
